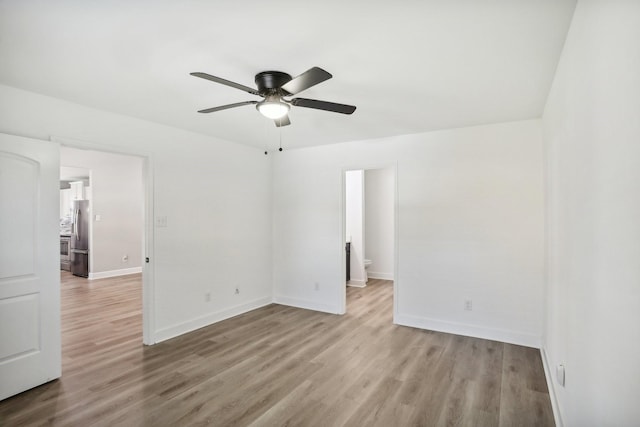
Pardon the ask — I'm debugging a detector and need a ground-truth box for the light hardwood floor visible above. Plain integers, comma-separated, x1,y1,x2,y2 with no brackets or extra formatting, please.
0,274,554,426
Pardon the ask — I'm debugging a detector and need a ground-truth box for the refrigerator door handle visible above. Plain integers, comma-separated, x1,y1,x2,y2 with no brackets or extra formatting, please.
74,209,80,241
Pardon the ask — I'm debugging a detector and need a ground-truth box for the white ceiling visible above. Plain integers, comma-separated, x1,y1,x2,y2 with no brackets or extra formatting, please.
0,0,576,150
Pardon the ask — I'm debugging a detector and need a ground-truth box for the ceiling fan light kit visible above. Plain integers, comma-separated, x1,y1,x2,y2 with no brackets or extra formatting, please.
256,94,290,119
190,66,356,128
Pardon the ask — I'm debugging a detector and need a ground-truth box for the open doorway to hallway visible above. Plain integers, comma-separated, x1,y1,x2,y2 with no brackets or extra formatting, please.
343,167,396,314
59,146,146,354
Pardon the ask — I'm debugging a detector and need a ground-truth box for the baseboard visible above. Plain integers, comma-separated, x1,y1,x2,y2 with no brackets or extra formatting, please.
540,347,564,427
272,295,340,314
347,280,366,288
88,266,142,280
395,313,541,348
368,271,394,280
154,296,272,343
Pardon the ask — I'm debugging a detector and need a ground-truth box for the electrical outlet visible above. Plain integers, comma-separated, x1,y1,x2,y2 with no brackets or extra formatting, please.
204,292,211,302
235,287,240,295
464,300,473,311
122,254,129,262
314,282,320,291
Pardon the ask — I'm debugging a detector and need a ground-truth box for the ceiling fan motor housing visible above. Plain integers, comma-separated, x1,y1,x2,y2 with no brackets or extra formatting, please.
255,71,292,95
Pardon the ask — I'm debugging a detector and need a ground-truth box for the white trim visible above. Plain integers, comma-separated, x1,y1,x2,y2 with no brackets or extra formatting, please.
339,172,347,314
392,164,399,324
154,297,272,343
395,313,541,348
347,280,366,288
141,156,155,345
367,271,394,280
540,347,564,427
273,295,340,315
88,267,142,280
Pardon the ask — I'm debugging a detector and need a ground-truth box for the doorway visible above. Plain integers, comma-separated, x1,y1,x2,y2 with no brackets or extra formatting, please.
54,137,154,345
342,166,397,316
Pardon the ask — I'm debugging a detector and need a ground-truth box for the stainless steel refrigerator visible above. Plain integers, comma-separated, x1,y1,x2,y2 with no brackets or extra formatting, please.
70,200,90,277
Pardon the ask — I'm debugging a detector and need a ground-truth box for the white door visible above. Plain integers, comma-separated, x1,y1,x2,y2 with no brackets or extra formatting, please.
0,133,61,400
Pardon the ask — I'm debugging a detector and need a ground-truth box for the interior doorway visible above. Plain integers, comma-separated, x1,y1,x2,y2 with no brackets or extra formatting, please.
342,166,397,315
56,140,153,345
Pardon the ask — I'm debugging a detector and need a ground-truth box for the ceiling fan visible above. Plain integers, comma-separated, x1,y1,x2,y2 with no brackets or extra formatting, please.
190,67,356,127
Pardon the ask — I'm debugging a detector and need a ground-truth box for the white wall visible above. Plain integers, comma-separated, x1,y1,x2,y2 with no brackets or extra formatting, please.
345,170,365,285
273,119,545,346
0,84,272,343
61,147,143,277
365,168,394,280
542,1,640,425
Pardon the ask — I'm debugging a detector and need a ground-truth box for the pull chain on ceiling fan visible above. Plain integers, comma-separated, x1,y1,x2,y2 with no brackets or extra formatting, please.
190,67,356,127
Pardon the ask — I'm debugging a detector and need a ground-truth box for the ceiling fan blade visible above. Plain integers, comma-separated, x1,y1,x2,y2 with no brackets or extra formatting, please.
291,98,356,115
281,67,332,95
191,72,260,96
197,101,258,113
274,115,291,127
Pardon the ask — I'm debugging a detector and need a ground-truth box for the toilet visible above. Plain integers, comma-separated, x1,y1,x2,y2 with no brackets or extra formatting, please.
363,259,372,282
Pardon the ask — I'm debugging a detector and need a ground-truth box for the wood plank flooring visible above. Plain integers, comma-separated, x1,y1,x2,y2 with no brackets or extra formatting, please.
0,274,554,426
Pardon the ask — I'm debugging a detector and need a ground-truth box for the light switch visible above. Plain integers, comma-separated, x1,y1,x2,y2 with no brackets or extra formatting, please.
556,364,565,387
95,214,101,221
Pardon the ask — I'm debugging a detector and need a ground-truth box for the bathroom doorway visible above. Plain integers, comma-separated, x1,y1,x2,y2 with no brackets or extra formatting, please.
342,166,397,315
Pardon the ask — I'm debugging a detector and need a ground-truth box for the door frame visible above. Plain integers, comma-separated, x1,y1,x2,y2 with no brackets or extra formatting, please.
339,162,399,321
52,136,155,345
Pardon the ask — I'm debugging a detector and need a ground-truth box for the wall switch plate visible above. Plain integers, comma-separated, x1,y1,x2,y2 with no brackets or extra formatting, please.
155,216,168,228
235,287,240,295
95,214,101,221
204,292,211,302
464,300,473,311
556,364,565,386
